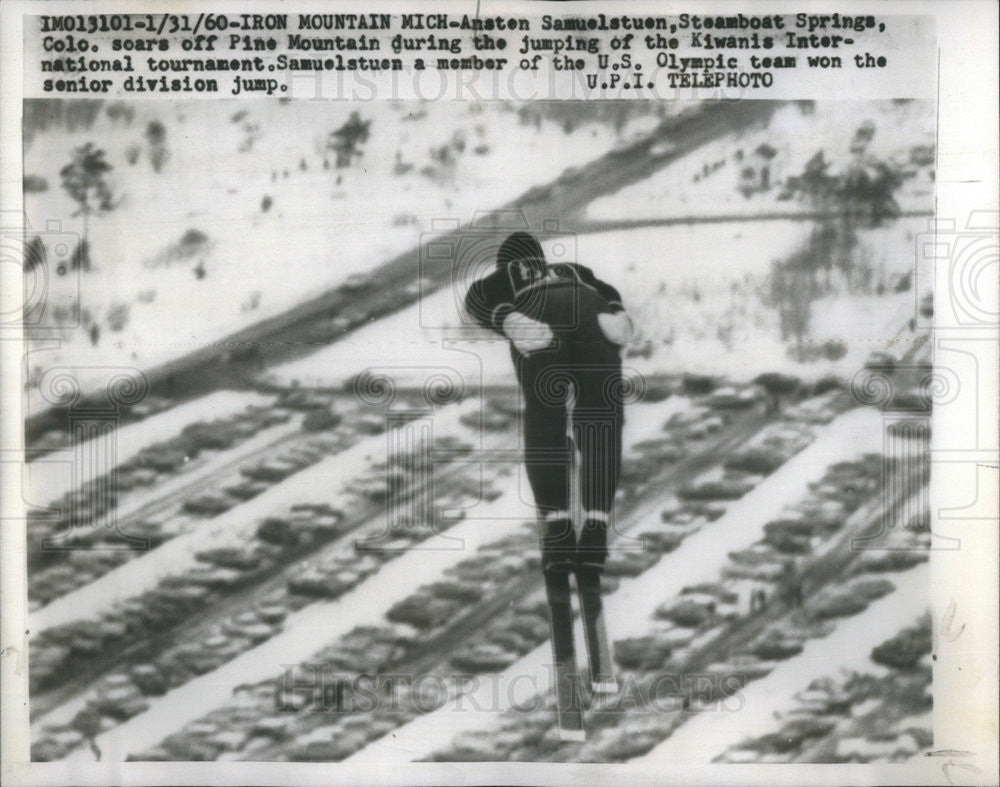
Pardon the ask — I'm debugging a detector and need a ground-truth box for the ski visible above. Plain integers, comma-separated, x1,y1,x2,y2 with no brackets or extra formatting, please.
575,567,618,695
566,386,618,698
542,568,586,741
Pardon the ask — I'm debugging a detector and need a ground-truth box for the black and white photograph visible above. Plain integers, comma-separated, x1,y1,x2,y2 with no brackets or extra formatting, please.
2,2,997,786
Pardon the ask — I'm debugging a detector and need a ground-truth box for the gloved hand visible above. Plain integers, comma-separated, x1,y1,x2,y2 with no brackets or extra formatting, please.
502,310,554,355
597,311,634,346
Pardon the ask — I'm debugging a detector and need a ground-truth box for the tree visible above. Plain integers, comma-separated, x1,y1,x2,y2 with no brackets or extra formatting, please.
326,112,371,168
788,150,839,210
60,143,115,268
145,120,169,171
840,160,902,227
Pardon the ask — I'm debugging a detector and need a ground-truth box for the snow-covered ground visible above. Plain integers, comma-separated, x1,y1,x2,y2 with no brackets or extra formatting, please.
586,219,926,382
24,101,655,411
264,283,512,391
24,99,932,412
586,101,935,222
268,215,922,391
22,390,270,509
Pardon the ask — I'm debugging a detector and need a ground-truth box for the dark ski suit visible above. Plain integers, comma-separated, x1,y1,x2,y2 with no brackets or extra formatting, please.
465,232,627,572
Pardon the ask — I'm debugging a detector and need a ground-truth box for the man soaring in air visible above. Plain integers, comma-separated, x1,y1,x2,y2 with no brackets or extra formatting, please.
465,231,633,733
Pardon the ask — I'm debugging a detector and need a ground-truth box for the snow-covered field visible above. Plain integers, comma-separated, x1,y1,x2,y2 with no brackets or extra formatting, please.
610,218,927,381
262,100,934,391
587,101,935,222
24,100,659,410
23,99,932,412
268,215,923,391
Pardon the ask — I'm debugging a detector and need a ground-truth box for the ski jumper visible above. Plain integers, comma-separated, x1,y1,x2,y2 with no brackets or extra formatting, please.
466,232,630,735
465,232,628,571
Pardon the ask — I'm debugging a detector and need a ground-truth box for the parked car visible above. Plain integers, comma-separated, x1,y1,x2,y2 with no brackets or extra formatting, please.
195,545,263,571
136,447,187,473
223,478,270,501
450,642,518,673
288,567,359,599
278,389,334,411
241,458,299,482
183,490,237,515
180,421,240,451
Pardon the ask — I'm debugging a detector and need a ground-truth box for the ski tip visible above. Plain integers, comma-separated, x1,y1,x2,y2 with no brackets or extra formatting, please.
591,680,619,695
558,727,587,743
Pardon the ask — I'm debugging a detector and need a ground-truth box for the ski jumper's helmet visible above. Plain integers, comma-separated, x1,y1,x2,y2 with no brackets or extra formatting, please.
497,231,547,293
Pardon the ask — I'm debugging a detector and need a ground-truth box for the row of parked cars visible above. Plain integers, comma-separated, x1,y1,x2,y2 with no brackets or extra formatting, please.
32,370,907,762
28,402,294,577
425,396,929,762
30,417,485,761
126,382,820,763
29,396,176,455
136,521,540,761
27,403,342,608
718,615,933,764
